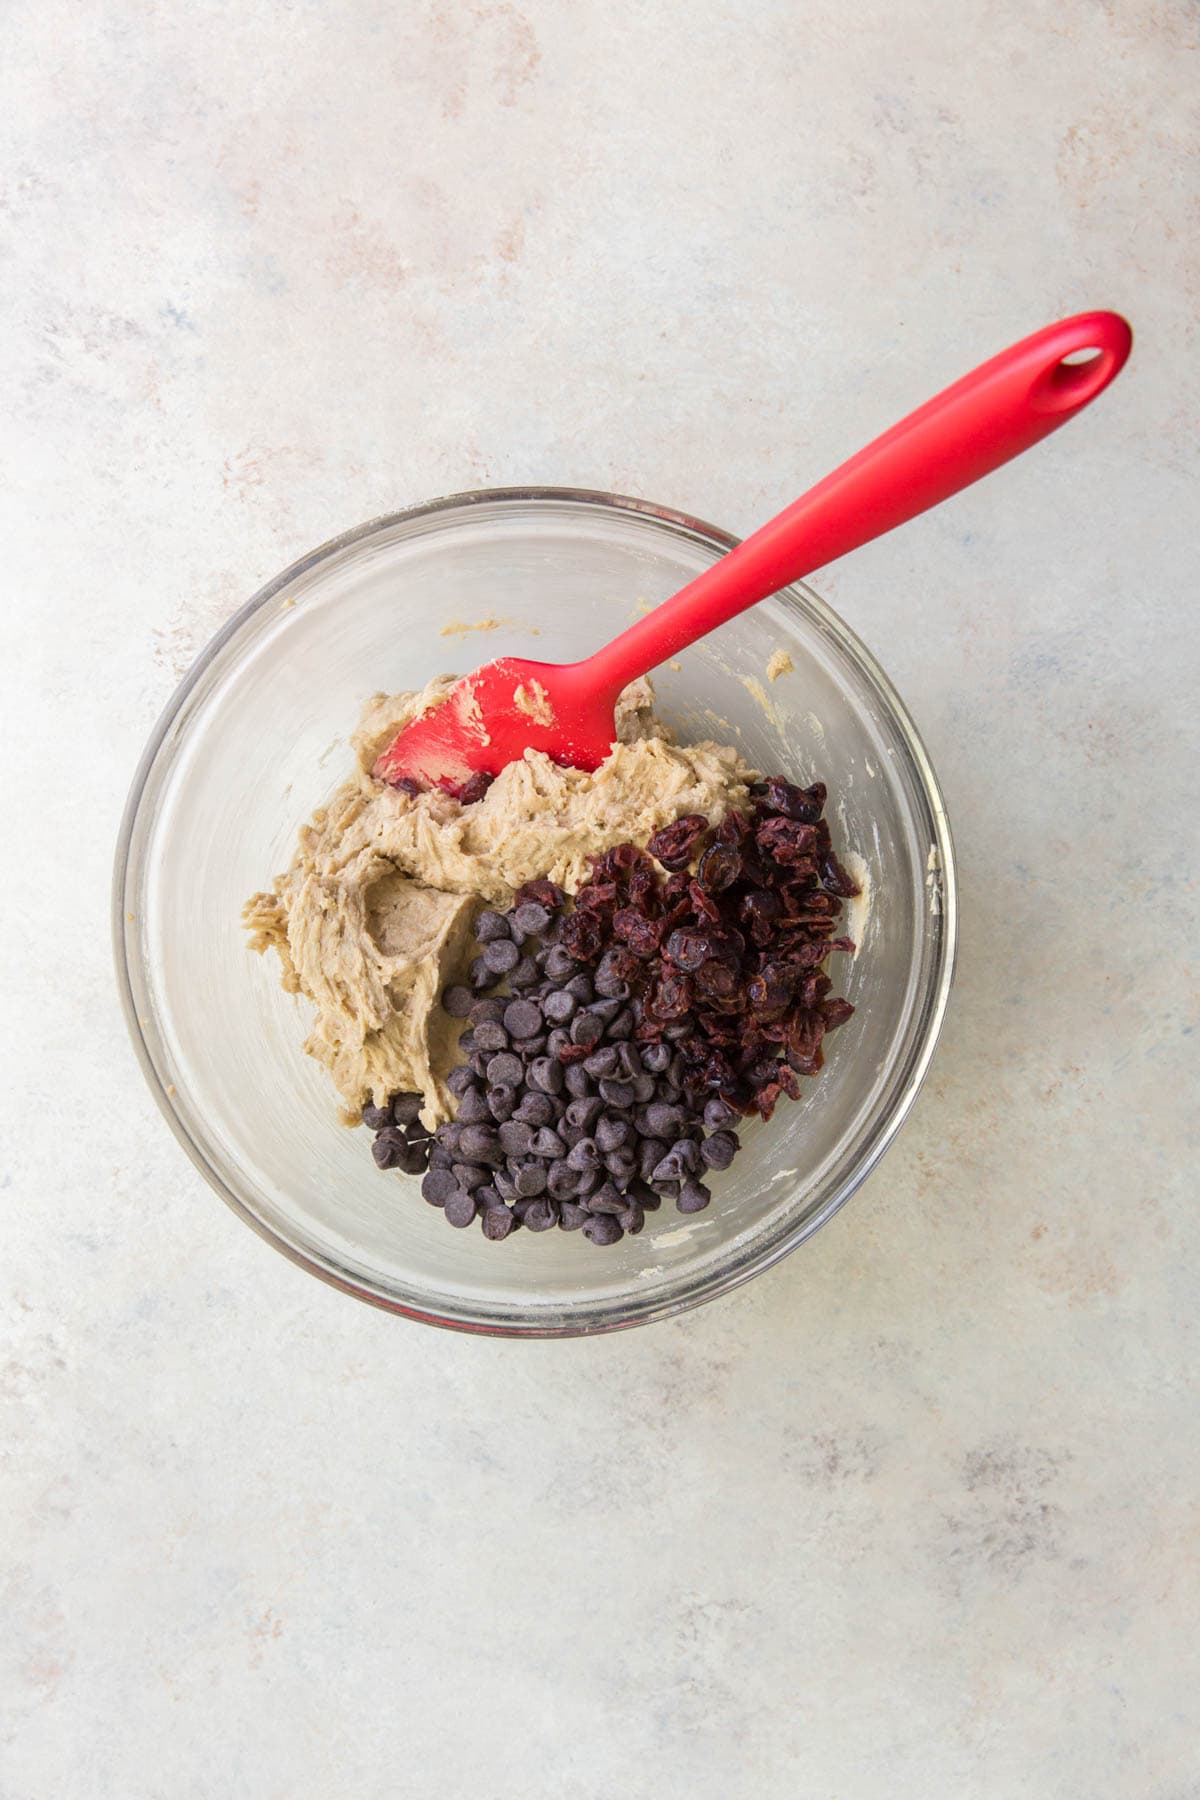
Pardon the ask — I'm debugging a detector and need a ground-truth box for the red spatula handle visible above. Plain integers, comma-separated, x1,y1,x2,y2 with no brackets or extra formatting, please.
584,310,1131,696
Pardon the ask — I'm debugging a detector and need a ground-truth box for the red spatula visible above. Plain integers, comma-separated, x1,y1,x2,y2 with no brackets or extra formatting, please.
375,311,1131,793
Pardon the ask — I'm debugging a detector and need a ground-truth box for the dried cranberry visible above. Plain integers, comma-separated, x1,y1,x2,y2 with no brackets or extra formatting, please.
559,911,604,961
576,880,619,915
392,776,421,796
822,997,856,1030
627,865,659,913
821,849,861,897
613,909,665,957
687,880,723,924
786,1012,827,1076
513,877,566,911
696,843,742,893
665,927,718,972
738,889,783,946
694,960,741,1004
747,962,796,1015
714,809,751,845
753,776,827,823
661,871,693,909
648,971,693,1020
590,843,645,884
646,815,709,871
756,817,819,865
458,770,495,805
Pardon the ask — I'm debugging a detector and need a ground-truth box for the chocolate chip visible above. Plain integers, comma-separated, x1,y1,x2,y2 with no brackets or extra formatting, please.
514,1163,548,1198
703,1096,736,1128
587,996,624,1025
527,1057,563,1096
548,1162,582,1199
482,938,520,975
618,1201,645,1235
678,1178,712,1213
542,989,577,1025
566,1137,600,1172
428,1146,454,1171
451,1163,490,1192
456,1086,491,1125
503,999,543,1040
582,1213,622,1246
470,998,507,1026
486,1085,519,1122
604,1150,638,1184
441,985,474,1018
499,1120,534,1157
371,1128,407,1170
522,1198,557,1231
422,1168,458,1206
543,946,579,982
607,1009,635,1041
486,1051,523,1089
570,1011,603,1049
361,1101,392,1130
563,1064,592,1099
587,1181,625,1215
459,1123,500,1160
509,956,541,989
513,901,551,937
564,973,595,1004
469,957,493,990
641,1042,672,1074
598,1078,635,1109
475,910,511,942
644,1101,684,1139
700,1129,739,1170
595,1115,632,1153
565,1096,604,1132
473,1020,509,1053
546,1027,571,1060
558,1202,589,1230
514,1090,557,1127
529,1126,566,1159
651,1148,688,1184
444,1189,478,1228
583,1045,619,1080
630,1074,657,1103
637,1138,668,1180
391,1143,431,1179
482,1205,516,1240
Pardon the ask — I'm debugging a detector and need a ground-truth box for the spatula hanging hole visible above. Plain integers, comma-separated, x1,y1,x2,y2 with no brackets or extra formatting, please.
1031,344,1115,413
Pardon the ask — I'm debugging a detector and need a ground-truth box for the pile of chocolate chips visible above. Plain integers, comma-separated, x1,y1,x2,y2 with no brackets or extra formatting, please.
362,774,859,1246
362,1092,432,1174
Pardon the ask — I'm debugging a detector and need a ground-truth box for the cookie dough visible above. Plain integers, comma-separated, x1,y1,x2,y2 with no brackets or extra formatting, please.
244,677,756,1126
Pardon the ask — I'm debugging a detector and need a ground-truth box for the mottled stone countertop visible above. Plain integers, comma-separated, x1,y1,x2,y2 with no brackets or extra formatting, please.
3,2,1197,1795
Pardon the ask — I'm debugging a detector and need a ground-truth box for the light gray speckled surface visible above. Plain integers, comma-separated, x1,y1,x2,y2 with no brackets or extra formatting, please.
3,3,1198,1795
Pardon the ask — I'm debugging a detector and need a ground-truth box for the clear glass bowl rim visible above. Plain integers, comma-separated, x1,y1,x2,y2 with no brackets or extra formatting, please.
113,486,958,1337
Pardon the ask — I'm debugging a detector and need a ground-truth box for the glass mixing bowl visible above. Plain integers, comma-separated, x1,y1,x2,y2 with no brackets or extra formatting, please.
113,489,956,1335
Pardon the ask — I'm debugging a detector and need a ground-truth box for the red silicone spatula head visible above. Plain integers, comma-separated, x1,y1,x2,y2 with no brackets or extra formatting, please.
371,656,628,793
375,311,1131,792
